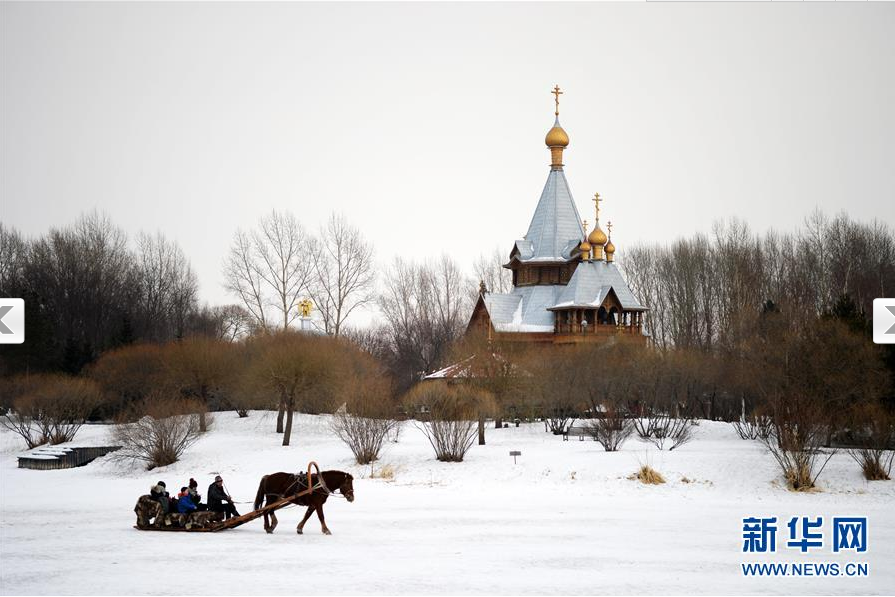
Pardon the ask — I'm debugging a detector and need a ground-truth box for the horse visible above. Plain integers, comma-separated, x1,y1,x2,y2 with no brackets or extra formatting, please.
253,470,354,535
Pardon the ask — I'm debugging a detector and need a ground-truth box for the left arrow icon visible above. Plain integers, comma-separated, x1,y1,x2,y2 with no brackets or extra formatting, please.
0,299,25,344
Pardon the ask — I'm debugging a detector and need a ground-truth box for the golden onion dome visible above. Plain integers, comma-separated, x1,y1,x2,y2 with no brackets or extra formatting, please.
588,225,608,246
605,240,616,254
545,118,569,148
578,239,592,252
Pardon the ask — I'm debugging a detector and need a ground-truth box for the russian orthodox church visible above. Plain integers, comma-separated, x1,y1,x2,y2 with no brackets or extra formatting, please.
467,87,648,345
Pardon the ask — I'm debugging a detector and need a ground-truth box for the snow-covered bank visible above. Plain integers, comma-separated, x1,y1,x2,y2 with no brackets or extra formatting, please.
1,413,892,595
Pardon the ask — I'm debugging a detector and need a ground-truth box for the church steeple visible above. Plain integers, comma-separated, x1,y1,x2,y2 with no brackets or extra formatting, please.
545,85,569,170
587,192,608,260
605,221,616,263
578,220,592,260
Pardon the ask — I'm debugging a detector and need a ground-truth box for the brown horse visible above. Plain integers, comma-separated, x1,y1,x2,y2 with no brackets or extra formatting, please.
253,470,354,535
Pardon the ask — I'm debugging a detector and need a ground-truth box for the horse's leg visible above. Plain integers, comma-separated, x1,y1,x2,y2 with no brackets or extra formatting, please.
296,505,315,534
316,503,331,535
269,508,278,533
261,495,272,533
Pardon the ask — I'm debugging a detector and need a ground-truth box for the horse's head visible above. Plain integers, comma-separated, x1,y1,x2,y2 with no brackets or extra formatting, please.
338,473,355,503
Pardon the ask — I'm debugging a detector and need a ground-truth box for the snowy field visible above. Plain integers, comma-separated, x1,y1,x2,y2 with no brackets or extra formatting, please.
1,412,893,596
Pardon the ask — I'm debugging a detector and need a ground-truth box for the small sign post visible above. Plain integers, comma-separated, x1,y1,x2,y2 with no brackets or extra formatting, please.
509,450,522,464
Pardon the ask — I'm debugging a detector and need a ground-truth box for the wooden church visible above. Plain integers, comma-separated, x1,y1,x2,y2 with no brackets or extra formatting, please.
467,87,648,345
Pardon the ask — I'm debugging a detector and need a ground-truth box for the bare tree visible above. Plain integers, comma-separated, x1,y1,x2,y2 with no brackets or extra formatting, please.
0,376,47,448
341,324,393,362
212,304,256,341
223,229,269,329
35,375,103,444
743,316,886,490
405,383,491,462
378,255,473,391
0,374,103,447
87,343,172,417
223,210,313,331
0,223,28,294
619,212,895,355
845,401,895,481
134,231,199,341
330,356,397,464
244,331,341,445
27,211,136,370
583,402,634,452
521,349,584,434
164,337,238,431
472,246,512,295
310,213,376,337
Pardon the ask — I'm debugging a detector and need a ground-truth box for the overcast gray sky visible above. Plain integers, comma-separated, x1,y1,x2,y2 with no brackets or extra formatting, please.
2,2,894,320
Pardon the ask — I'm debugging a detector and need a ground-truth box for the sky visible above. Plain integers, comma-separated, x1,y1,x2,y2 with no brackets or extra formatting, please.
2,2,894,324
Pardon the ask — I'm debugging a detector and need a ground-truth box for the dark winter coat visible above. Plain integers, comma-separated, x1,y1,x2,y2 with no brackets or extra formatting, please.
150,485,170,514
188,487,201,506
207,482,231,509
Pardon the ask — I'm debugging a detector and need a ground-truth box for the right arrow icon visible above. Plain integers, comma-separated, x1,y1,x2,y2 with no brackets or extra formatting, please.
874,299,895,344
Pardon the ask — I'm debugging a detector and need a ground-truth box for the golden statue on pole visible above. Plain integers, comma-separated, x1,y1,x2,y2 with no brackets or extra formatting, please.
298,299,313,318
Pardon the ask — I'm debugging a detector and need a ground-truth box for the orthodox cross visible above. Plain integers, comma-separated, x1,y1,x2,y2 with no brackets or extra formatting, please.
593,192,602,222
552,85,563,116
607,221,613,237
582,219,588,234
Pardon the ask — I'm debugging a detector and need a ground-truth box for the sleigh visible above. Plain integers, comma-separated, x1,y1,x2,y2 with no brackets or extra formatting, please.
133,462,323,533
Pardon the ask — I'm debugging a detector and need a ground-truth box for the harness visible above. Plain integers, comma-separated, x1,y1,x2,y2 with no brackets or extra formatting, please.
283,471,330,497
264,461,347,502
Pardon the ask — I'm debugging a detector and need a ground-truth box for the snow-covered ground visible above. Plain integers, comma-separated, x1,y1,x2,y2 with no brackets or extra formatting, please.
1,413,892,595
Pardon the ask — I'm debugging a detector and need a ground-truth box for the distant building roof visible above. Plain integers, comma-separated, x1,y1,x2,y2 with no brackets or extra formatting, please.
516,169,584,262
547,261,647,311
483,286,558,333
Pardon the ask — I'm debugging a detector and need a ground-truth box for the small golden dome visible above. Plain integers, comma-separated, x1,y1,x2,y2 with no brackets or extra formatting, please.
605,240,615,254
579,239,592,251
545,118,569,148
588,225,607,246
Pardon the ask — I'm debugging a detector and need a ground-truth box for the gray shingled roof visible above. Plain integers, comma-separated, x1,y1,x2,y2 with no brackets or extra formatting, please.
518,169,584,262
548,261,647,311
483,286,558,332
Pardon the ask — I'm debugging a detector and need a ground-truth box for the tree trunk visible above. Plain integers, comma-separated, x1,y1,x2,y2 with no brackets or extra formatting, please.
478,415,485,445
282,398,294,446
494,418,503,429
276,398,285,433
199,391,209,432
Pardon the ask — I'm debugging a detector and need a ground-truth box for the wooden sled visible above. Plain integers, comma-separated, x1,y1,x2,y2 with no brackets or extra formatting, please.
134,461,323,533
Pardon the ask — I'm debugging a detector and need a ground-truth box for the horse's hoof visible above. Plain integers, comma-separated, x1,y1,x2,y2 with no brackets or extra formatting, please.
265,529,273,534
323,529,332,536
296,529,303,535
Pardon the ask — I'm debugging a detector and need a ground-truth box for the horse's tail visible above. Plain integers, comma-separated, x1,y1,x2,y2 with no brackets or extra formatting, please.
254,475,268,510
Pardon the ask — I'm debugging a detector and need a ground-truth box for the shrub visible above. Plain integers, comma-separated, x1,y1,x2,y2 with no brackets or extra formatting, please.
631,465,665,485
332,412,398,465
583,403,634,452
111,395,204,470
731,413,773,441
845,402,895,481
407,384,487,462
0,374,102,447
633,407,695,450
761,414,834,491
330,350,398,464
